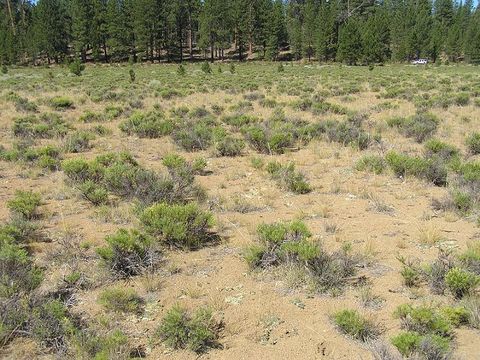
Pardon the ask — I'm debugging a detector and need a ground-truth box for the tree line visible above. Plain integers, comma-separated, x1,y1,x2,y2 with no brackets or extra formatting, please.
1,0,479,65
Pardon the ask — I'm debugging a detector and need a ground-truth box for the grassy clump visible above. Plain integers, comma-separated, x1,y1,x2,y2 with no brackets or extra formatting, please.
424,139,459,161
156,305,221,354
120,110,173,138
333,309,380,342
7,190,42,220
141,202,215,250
97,229,158,278
98,287,144,314
0,143,62,171
213,130,246,157
266,161,312,194
394,304,453,337
355,154,386,174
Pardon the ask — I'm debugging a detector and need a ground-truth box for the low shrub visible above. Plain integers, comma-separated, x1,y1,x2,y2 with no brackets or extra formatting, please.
213,135,245,157
141,202,215,250
466,132,480,155
445,267,479,298
0,242,43,297
265,161,311,194
12,113,71,138
391,332,450,359
49,96,74,110
97,229,158,278
424,139,459,161
119,111,173,138
394,304,452,337
7,190,41,220
333,309,380,342
387,112,439,142
355,155,386,174
156,305,221,354
69,59,85,76
78,181,109,205
98,287,143,314
64,131,95,153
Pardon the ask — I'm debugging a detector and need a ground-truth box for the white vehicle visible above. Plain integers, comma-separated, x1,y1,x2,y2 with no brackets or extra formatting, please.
411,59,428,65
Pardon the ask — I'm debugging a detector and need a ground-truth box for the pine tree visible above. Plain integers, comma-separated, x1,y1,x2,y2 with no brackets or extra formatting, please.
337,18,362,65
362,8,390,64
286,1,303,60
265,0,286,60
465,7,480,64
303,0,316,61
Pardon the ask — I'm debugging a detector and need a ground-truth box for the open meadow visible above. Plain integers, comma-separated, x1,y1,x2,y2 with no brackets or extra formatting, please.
0,62,480,359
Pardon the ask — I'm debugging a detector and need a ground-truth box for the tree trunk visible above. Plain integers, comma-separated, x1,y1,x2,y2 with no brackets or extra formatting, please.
6,0,16,35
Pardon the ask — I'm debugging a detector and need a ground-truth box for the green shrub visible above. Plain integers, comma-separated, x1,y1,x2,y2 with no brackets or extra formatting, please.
387,112,439,142
424,139,459,160
13,113,71,138
64,131,94,153
454,92,470,106
201,61,212,74
459,241,480,274
129,68,135,82
97,229,157,278
355,154,386,174
391,331,422,356
28,299,71,350
0,242,43,297
466,132,480,155
141,202,215,250
394,304,452,337
69,59,85,76
156,305,221,354
120,111,173,138
98,287,143,314
333,309,379,342
214,136,245,157
7,190,41,220
462,295,480,329
177,64,186,76
79,111,102,123
78,181,109,205
445,267,479,298
49,96,74,110
265,161,311,194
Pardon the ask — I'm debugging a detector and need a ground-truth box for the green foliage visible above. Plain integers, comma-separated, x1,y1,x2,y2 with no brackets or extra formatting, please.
333,309,379,341
7,191,41,220
424,139,459,161
12,113,71,138
141,202,214,250
64,130,95,153
355,154,386,174
78,181,109,205
0,242,43,297
201,61,212,74
120,111,173,138
129,68,135,83
157,305,221,354
387,112,439,143
466,132,480,155
394,304,453,337
69,59,85,76
97,229,156,278
265,161,311,194
213,134,245,157
445,267,479,298
49,96,74,110
177,64,186,76
98,287,143,314
391,331,422,356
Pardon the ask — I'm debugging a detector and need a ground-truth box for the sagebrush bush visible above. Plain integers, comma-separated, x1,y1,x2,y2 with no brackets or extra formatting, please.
391,332,450,359
466,132,480,155
64,130,94,153
387,112,439,142
0,242,43,297
98,287,143,314
97,229,158,278
445,267,479,298
141,202,214,250
12,113,71,138
394,304,452,337
424,139,459,161
49,96,74,110
157,305,221,353
78,180,109,205
120,110,173,138
69,59,85,76
355,154,386,174
7,190,41,220
333,309,380,342
266,161,312,194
